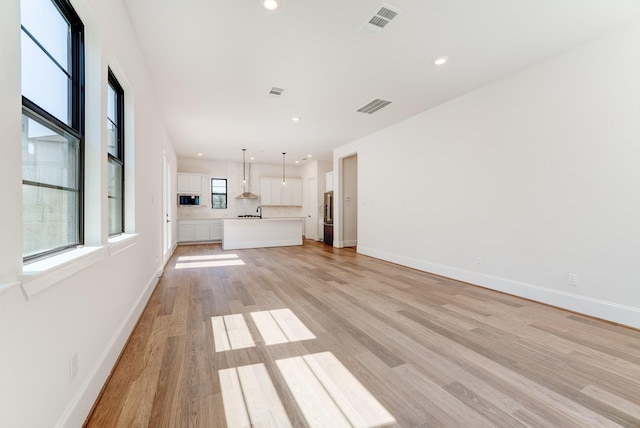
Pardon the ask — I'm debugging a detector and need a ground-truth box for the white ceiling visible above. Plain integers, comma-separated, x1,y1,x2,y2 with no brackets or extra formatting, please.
123,0,640,166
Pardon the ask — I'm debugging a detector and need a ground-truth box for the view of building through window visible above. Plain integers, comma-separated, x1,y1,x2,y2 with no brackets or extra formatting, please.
212,178,227,209
107,70,125,235
21,0,84,261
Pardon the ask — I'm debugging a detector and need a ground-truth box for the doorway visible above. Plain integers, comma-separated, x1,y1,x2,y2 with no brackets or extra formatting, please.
162,154,172,263
305,176,317,240
342,154,357,247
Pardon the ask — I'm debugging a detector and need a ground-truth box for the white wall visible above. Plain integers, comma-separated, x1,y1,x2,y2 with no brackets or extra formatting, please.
335,20,640,328
0,0,177,426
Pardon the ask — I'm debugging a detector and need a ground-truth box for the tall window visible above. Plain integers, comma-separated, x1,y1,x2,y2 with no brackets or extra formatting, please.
211,179,227,209
21,0,84,261
107,70,124,235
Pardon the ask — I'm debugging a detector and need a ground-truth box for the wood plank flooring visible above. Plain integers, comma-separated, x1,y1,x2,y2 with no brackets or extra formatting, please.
85,240,640,427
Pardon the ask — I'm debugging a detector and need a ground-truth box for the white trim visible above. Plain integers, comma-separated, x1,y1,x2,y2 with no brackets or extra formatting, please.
54,262,167,428
108,233,138,256
343,240,357,247
21,247,106,299
358,246,640,330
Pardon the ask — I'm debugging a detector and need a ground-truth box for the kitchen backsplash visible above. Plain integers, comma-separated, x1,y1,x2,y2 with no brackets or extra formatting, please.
178,203,303,220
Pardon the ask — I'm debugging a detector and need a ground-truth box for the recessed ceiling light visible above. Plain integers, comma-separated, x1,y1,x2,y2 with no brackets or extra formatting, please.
197,153,203,156
263,0,279,11
292,117,300,122
250,157,255,160
307,154,312,158
295,160,299,164
434,56,448,65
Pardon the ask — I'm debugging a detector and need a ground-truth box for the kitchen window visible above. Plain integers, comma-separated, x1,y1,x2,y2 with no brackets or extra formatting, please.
211,178,227,209
21,0,84,261
107,69,125,235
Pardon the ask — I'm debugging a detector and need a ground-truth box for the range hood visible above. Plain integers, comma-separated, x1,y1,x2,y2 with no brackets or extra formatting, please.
236,149,259,199
237,191,259,199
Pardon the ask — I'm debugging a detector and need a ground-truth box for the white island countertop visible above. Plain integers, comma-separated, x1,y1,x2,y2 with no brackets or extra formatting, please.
222,218,303,250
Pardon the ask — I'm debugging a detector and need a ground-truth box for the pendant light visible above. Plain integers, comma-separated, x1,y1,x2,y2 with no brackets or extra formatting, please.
282,152,287,186
242,149,247,185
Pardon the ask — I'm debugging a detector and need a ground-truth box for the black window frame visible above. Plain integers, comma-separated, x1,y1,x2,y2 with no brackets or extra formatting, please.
211,178,228,209
21,0,85,262
107,69,125,236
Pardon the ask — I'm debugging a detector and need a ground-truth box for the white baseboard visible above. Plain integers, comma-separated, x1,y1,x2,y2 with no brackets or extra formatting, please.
343,240,357,247
358,246,640,330
55,263,167,428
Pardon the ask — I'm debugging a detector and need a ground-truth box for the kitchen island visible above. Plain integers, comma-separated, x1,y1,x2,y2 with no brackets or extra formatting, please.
222,218,303,250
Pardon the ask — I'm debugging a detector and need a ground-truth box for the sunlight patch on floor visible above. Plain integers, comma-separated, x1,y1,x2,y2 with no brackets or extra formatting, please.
175,253,245,269
251,308,316,345
219,363,292,428
211,314,255,352
276,352,396,427
178,254,241,261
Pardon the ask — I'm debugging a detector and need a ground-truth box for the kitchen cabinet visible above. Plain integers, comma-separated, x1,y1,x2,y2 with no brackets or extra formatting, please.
177,173,202,194
325,171,333,192
178,222,195,242
199,176,211,207
210,220,223,241
177,173,211,207
259,177,303,206
178,219,223,242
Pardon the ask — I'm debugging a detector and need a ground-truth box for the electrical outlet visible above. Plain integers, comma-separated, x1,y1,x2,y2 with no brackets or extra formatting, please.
69,353,78,381
568,273,578,286
476,257,482,266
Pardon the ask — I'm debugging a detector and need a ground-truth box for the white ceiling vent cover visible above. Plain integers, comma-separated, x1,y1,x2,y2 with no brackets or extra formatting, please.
356,98,392,114
360,3,401,34
269,87,285,96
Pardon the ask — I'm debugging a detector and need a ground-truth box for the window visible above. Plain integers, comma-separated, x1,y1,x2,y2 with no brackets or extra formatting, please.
21,0,84,261
212,179,227,209
107,70,124,235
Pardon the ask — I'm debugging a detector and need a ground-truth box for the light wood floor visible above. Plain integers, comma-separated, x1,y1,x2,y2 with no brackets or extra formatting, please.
86,240,640,427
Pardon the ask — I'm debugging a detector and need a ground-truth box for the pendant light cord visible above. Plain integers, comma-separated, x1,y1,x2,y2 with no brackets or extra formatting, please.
282,152,286,185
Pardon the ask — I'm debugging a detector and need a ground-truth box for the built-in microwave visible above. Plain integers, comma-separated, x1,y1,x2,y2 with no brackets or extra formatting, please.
178,195,200,206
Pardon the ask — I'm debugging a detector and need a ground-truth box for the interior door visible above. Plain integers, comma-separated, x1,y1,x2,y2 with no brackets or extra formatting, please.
162,154,172,261
305,176,317,240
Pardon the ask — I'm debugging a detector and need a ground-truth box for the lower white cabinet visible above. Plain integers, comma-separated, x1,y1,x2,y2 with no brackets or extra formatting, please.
178,219,223,242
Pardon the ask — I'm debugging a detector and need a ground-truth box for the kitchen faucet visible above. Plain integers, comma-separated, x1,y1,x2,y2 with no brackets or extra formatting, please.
256,205,262,219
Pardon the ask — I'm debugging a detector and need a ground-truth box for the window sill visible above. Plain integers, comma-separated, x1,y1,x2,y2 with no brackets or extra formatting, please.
21,246,107,299
108,233,138,256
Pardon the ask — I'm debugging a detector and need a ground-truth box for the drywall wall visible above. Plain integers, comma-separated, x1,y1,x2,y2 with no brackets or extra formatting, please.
0,0,177,426
335,20,640,328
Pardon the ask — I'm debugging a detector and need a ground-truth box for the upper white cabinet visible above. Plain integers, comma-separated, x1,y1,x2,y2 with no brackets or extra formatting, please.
259,178,303,206
177,173,211,207
325,171,333,192
282,179,303,206
177,173,203,194
199,176,211,207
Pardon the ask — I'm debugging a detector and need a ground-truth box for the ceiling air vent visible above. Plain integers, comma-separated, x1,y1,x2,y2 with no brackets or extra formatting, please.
356,98,392,114
269,86,285,96
360,3,401,33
